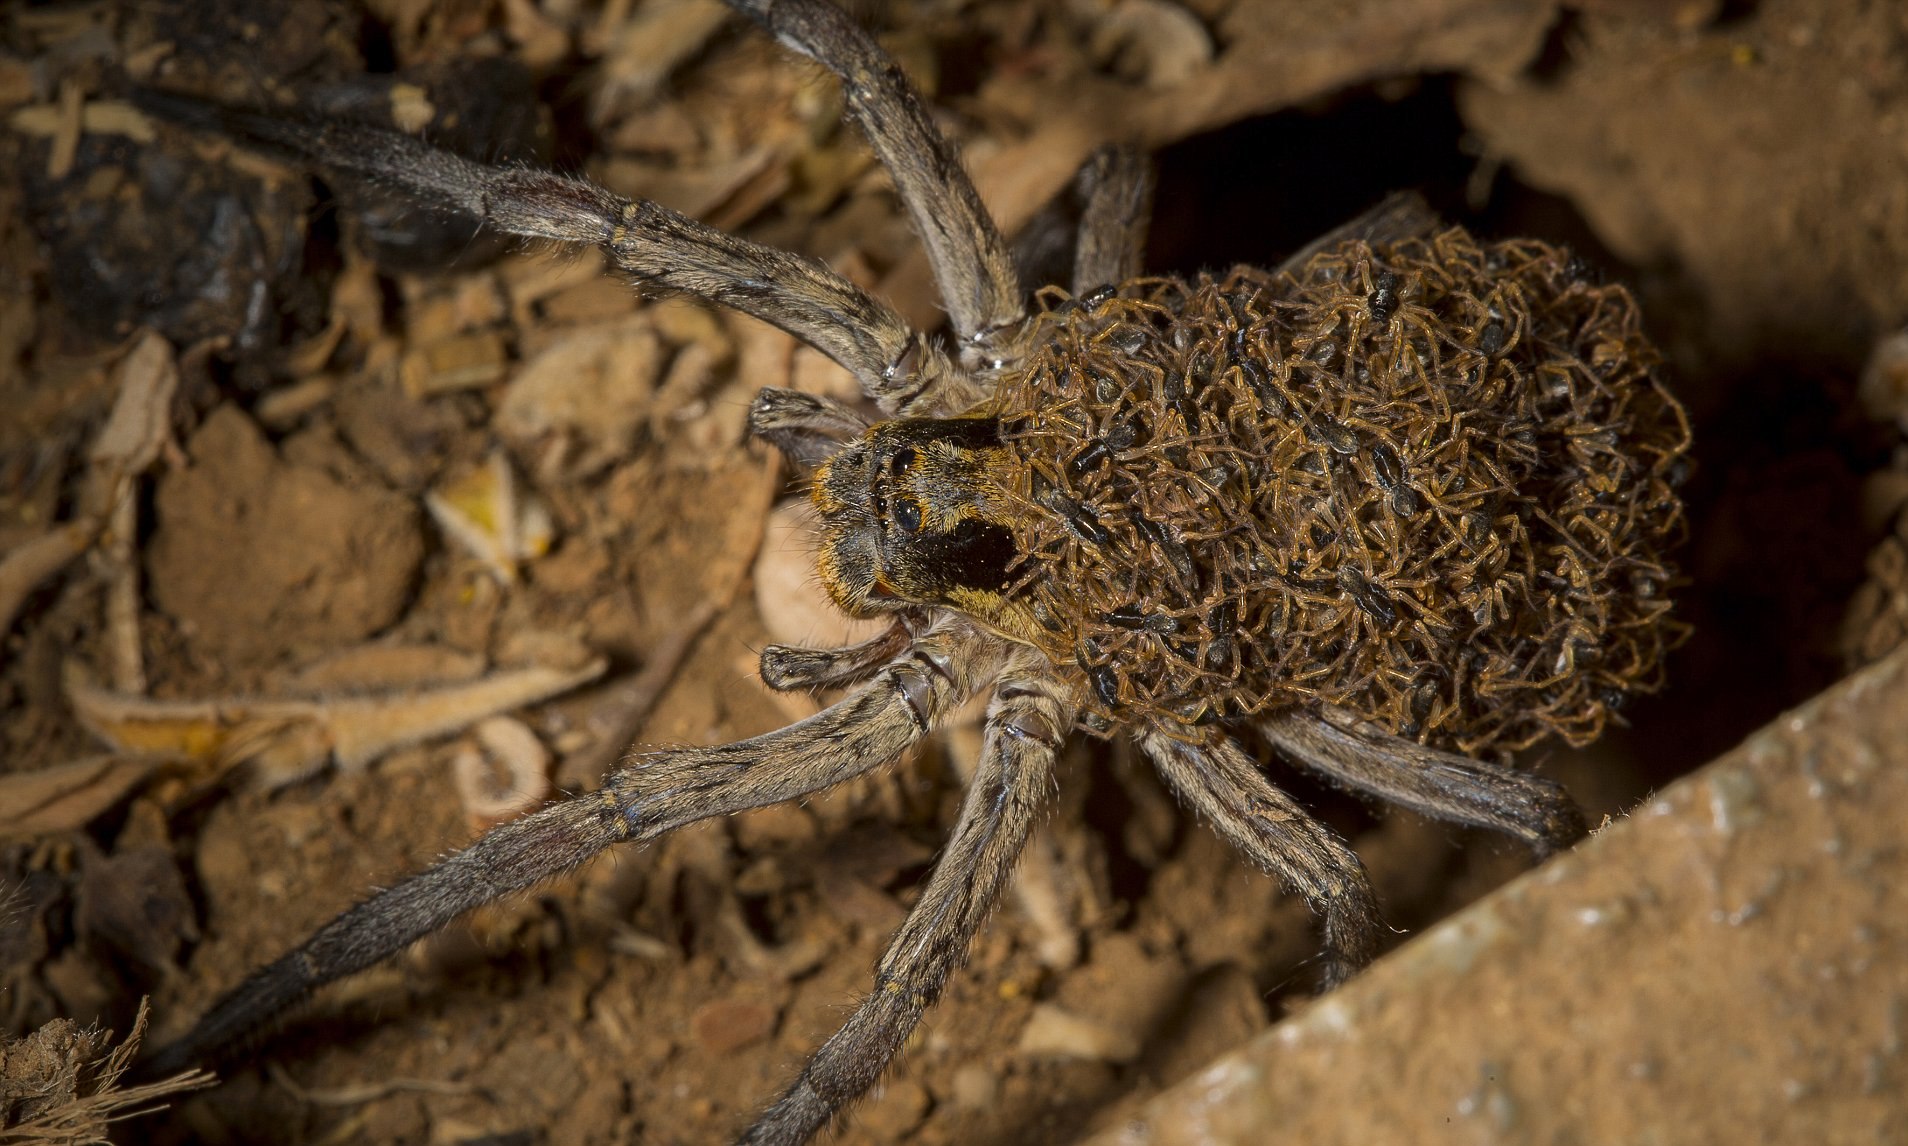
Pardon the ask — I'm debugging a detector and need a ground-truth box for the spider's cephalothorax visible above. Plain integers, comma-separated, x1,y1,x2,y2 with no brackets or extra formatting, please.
135,2,1687,1142
810,416,1025,619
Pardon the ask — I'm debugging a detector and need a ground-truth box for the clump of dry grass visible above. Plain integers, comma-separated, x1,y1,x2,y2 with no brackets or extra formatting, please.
1,1001,210,1146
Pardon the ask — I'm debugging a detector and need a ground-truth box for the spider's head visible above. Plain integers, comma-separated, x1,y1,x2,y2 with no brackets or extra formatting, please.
812,417,1038,637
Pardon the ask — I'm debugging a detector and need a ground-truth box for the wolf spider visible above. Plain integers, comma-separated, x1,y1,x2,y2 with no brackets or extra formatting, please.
138,0,1641,1141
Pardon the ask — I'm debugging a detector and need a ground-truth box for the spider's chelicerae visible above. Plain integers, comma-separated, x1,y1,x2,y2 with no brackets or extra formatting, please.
142,0,1691,1141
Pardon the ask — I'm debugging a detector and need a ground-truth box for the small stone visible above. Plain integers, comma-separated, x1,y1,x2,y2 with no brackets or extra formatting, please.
398,329,509,396
689,998,778,1055
1016,1003,1140,1063
948,1064,998,1109
856,1079,931,1141
1055,932,1186,1051
1142,962,1270,1082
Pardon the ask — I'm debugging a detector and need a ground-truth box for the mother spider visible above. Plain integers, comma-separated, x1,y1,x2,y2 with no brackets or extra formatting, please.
143,0,1689,1141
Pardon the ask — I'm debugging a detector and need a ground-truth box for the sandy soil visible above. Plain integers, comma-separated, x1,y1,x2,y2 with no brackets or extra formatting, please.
3,0,1906,1143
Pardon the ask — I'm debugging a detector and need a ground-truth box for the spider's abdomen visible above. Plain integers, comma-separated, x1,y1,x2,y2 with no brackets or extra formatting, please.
994,227,1691,754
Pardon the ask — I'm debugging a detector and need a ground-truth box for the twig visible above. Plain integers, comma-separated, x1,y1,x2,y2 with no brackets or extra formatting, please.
266,1064,483,1108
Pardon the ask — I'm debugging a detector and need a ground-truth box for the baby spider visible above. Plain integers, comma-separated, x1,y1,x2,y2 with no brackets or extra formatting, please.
140,0,1691,1141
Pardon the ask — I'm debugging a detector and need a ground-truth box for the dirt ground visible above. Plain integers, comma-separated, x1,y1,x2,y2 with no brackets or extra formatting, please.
3,0,1907,1143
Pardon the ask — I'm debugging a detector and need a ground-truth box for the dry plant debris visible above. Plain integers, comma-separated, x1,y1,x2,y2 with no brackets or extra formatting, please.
0,332,175,640
450,716,554,831
64,655,606,791
424,452,556,586
0,758,160,843
0,1001,208,1146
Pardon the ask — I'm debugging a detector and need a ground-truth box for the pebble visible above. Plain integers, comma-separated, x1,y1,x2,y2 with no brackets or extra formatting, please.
689,998,778,1055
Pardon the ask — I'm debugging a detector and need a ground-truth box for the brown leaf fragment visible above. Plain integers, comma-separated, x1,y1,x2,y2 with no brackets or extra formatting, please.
688,997,778,1056
0,331,177,640
65,657,607,787
0,523,91,640
0,756,158,840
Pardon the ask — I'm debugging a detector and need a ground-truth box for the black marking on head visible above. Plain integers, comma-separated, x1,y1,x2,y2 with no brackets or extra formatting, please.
888,517,1019,596
886,416,1002,453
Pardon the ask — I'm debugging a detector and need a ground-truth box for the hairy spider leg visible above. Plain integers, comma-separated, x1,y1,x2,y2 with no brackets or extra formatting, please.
1263,707,1588,857
129,85,962,414
143,620,1002,1081
727,0,1024,372
745,650,1074,1144
1141,731,1383,989
746,388,875,469
757,623,916,693
141,794,625,1080
1070,145,1155,296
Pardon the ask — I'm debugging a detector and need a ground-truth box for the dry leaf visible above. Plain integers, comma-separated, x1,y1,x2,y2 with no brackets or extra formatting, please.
66,657,607,788
0,332,177,639
424,451,556,583
0,755,158,839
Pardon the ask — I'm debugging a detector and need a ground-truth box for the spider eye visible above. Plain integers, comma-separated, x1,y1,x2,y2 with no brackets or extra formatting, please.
891,496,924,534
889,447,917,473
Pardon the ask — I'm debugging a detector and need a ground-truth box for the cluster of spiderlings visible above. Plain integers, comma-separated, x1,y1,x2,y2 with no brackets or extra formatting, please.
992,227,1692,754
